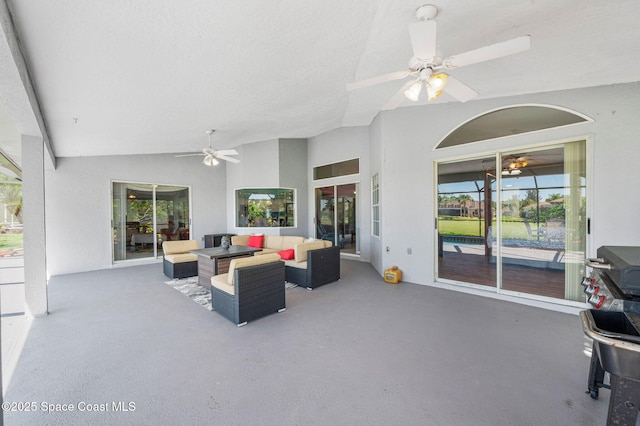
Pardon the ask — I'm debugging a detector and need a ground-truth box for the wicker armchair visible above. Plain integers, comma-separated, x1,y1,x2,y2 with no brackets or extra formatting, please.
210,254,285,326
285,245,340,290
162,240,199,279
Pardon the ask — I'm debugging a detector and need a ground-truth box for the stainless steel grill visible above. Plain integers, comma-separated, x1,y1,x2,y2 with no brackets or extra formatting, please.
581,246,640,425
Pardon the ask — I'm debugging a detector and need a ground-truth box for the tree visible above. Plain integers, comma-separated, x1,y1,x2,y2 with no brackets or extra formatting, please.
0,181,22,223
456,194,474,217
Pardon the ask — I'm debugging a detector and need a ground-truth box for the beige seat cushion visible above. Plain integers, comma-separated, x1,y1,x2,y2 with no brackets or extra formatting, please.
162,240,199,255
254,248,277,256
284,259,306,269
226,253,282,285
233,235,305,252
210,253,282,294
231,235,250,246
294,240,332,263
263,235,284,250
164,253,198,264
281,236,305,250
211,273,233,295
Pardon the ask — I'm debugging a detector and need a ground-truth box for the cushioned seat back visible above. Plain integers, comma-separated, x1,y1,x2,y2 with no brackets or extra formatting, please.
294,240,332,263
281,236,305,250
231,235,250,246
227,253,282,285
163,240,199,255
263,235,283,250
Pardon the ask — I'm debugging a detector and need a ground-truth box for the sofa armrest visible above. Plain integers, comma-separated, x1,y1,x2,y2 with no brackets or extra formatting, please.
308,245,340,286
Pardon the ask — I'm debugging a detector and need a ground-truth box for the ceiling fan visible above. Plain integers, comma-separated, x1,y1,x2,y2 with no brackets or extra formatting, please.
498,154,559,175
175,130,240,166
346,4,531,109
501,155,530,175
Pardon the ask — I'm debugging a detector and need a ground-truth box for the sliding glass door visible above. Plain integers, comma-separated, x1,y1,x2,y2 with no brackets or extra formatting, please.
315,183,359,255
437,141,587,303
112,182,191,262
437,157,496,287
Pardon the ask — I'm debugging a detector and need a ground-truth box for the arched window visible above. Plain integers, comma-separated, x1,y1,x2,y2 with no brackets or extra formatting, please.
435,104,591,149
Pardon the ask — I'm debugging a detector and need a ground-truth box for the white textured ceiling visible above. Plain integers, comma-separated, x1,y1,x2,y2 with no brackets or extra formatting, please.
4,0,640,160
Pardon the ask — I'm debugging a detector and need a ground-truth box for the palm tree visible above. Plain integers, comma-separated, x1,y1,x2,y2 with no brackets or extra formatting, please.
456,194,474,217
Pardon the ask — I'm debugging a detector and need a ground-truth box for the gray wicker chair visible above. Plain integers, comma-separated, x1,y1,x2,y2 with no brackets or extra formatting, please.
211,259,285,326
285,245,340,290
162,240,199,279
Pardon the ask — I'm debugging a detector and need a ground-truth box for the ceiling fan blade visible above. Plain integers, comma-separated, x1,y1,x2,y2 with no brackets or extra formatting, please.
443,75,478,102
381,80,415,110
442,35,530,69
215,154,240,164
408,20,437,60
215,149,239,156
175,153,204,157
346,70,413,92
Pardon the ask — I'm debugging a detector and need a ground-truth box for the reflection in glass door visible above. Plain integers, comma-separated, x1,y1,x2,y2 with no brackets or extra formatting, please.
315,183,359,255
437,141,587,303
498,143,586,301
112,182,191,262
437,157,496,287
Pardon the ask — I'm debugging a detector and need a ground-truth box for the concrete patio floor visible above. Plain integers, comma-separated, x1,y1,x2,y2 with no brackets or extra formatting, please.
0,258,624,425
1,255,28,399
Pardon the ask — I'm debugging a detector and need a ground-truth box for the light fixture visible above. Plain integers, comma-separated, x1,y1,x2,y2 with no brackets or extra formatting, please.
429,73,447,89
203,155,219,167
403,71,449,102
404,81,422,101
427,73,448,101
502,168,522,176
508,160,528,169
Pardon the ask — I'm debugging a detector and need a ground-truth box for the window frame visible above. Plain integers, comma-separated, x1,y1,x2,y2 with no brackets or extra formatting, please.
371,173,380,238
235,187,296,228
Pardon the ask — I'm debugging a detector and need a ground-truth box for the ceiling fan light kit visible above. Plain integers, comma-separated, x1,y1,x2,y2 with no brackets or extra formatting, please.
502,168,522,176
175,129,240,167
346,3,531,108
404,81,423,101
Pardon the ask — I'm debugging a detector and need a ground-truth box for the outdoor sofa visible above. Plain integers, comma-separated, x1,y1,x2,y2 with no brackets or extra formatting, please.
231,235,340,290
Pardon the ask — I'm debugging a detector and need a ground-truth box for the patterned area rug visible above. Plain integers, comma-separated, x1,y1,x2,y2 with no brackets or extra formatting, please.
164,277,212,310
164,277,298,311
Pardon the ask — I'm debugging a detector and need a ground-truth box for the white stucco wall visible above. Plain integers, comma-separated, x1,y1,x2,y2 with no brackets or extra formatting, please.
45,153,227,276
226,138,309,238
278,139,308,237
307,126,371,262
42,82,640,285
374,82,640,285
226,139,280,236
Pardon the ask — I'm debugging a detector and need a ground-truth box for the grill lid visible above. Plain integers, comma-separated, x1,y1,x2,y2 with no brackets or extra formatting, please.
596,246,640,296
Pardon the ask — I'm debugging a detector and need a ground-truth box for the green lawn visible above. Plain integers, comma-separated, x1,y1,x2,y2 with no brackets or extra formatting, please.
0,233,23,251
438,217,543,240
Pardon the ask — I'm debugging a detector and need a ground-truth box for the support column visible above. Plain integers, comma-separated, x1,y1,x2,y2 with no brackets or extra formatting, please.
21,135,48,317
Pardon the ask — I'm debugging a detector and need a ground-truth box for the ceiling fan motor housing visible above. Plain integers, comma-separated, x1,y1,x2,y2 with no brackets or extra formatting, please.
416,4,438,21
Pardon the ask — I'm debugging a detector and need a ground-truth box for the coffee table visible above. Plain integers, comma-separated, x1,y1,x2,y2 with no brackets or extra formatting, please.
191,246,262,289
